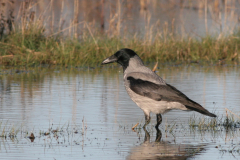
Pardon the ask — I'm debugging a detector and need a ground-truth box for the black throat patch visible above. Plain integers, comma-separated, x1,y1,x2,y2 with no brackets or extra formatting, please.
114,48,136,71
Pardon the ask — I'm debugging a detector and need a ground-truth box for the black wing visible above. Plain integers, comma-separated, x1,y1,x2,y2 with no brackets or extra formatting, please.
127,76,216,117
127,76,188,102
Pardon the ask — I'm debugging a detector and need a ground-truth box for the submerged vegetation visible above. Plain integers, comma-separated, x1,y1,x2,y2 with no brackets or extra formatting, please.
189,109,240,131
1,111,240,142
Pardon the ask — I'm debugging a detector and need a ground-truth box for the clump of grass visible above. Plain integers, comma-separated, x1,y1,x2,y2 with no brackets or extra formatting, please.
189,109,240,131
0,122,21,139
0,120,85,143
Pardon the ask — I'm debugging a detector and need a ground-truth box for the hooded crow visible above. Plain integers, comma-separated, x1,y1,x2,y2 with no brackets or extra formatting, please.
101,48,216,129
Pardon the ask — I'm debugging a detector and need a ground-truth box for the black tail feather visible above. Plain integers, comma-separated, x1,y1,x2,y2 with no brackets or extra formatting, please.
185,105,217,117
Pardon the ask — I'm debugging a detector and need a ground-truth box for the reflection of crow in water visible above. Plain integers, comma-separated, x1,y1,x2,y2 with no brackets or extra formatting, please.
127,128,205,160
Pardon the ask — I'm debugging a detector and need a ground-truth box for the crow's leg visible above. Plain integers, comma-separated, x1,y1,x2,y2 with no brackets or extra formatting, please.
155,114,162,129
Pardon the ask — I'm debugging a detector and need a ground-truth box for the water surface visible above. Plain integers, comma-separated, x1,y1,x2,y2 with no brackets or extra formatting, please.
0,64,240,159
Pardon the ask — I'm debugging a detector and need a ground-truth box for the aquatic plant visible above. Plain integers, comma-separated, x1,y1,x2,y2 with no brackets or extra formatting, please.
189,108,240,131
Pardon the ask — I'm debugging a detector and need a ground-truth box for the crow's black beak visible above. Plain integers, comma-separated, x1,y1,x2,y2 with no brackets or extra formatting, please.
101,55,118,65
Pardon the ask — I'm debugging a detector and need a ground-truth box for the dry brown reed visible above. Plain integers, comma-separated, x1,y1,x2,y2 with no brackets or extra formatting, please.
0,0,239,66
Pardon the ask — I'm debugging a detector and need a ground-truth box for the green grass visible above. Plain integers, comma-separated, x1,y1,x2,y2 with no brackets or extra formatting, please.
189,112,240,131
0,24,240,66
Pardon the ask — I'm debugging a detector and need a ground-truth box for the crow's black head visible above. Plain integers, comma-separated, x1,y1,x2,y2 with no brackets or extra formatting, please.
101,48,137,70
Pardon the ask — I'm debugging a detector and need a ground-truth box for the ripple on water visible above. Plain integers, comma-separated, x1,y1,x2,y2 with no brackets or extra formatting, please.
0,65,240,159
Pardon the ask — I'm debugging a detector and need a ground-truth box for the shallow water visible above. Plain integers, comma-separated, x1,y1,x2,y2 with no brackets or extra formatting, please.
0,64,240,159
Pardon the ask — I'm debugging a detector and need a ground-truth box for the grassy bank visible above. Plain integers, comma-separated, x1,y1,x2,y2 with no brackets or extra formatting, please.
0,0,240,67
0,25,240,66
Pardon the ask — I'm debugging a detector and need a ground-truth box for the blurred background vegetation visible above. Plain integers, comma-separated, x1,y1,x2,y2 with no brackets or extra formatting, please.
0,0,240,66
